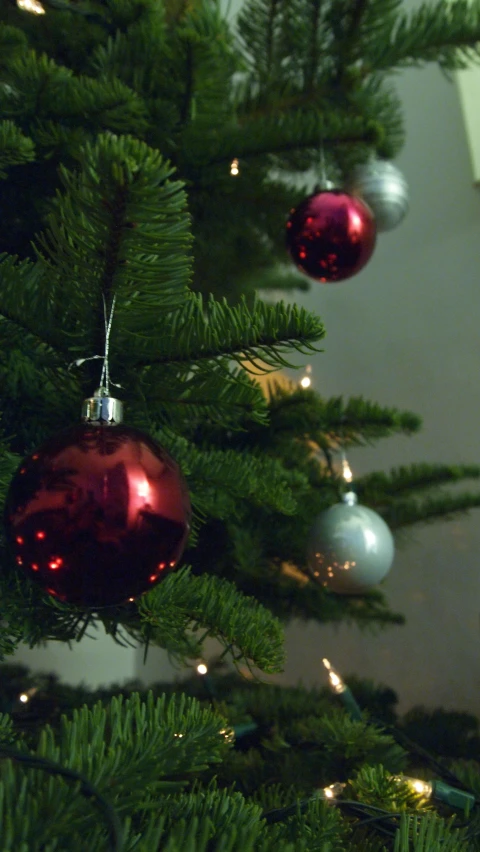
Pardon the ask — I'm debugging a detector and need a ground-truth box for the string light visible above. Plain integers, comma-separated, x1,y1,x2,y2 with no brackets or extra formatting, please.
321,782,346,801
394,776,432,797
17,0,45,13
17,687,38,704
322,658,363,721
341,457,353,483
299,364,312,388
230,158,240,176
322,658,345,694
219,727,236,743
196,662,208,675
395,776,475,810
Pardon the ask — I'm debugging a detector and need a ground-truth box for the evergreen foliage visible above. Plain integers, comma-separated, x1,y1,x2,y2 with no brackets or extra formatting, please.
0,0,480,848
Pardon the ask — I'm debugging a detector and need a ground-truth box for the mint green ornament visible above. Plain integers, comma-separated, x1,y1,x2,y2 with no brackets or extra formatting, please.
307,492,394,594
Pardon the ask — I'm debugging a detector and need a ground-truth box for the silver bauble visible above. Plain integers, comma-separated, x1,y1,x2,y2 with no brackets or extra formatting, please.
350,160,409,232
307,492,394,594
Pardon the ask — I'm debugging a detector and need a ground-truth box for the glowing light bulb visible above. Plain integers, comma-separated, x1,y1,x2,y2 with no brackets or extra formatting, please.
197,663,208,675
323,658,346,694
299,364,312,389
17,0,45,13
219,727,235,743
342,458,353,482
18,687,38,704
322,782,345,801
395,776,433,798
230,158,240,176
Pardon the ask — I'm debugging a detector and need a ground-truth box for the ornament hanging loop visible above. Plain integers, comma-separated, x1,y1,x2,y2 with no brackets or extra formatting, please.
317,145,334,192
99,294,117,395
81,295,123,425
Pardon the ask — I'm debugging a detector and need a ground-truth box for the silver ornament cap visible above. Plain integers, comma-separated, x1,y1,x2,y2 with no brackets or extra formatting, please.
350,159,409,232
81,387,123,425
307,495,394,594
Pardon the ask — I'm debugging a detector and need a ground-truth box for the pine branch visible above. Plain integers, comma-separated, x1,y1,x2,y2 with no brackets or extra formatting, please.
0,255,69,354
356,464,480,503
0,22,28,67
0,692,232,849
267,387,422,446
138,567,285,673
384,492,480,530
193,105,382,167
0,120,35,176
362,0,480,72
132,295,325,370
159,785,265,852
34,133,192,354
222,567,405,627
143,362,270,429
1,51,147,132
393,813,470,852
169,439,307,517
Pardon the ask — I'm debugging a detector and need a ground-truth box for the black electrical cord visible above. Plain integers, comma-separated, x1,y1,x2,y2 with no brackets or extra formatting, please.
262,794,398,830
0,745,123,852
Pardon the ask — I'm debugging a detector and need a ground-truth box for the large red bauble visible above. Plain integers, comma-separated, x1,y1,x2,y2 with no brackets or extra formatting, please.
4,425,190,608
286,190,377,282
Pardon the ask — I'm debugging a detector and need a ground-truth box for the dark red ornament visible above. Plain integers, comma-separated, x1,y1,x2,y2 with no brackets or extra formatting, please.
286,190,376,282
4,425,190,608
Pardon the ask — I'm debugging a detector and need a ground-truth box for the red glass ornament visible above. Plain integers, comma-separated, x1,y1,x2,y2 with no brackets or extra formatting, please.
4,425,190,608
286,190,376,282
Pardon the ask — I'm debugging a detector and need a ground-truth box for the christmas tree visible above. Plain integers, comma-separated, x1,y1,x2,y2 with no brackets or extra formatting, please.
1,0,480,849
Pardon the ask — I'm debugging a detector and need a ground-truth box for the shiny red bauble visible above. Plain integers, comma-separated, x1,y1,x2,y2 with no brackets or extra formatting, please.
286,190,377,282
4,425,190,608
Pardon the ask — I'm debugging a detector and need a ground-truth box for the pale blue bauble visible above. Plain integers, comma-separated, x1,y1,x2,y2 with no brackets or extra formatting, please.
350,160,409,232
307,492,394,594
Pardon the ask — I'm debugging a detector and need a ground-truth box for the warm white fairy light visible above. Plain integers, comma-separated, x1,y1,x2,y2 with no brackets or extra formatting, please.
342,457,353,482
230,158,240,176
219,727,235,743
395,775,476,809
18,687,38,704
197,662,208,675
17,0,46,14
394,776,433,797
321,782,345,801
299,364,312,389
322,658,346,694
